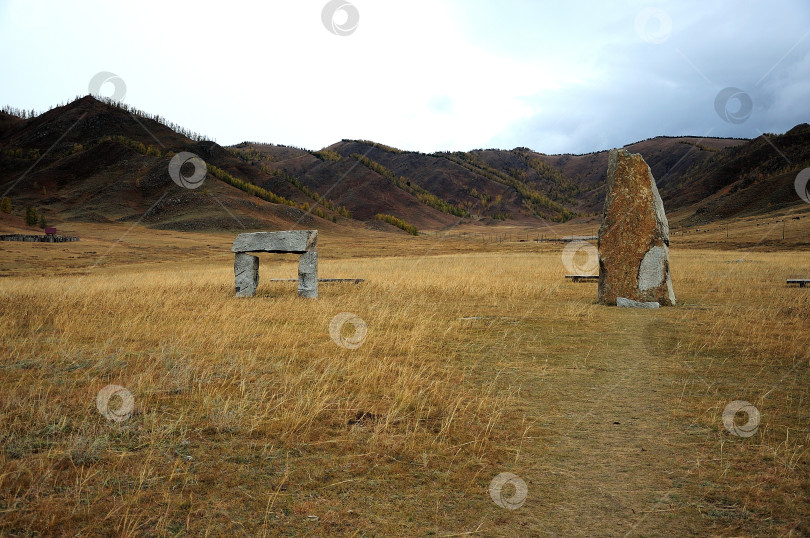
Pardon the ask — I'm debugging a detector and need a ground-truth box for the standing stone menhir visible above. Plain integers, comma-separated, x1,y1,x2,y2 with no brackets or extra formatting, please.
598,149,676,306
232,230,318,298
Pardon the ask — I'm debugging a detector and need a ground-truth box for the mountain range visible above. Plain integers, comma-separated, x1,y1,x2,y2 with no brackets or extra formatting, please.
1,95,808,234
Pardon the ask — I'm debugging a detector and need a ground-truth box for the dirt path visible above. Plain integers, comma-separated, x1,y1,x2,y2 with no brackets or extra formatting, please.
493,312,706,535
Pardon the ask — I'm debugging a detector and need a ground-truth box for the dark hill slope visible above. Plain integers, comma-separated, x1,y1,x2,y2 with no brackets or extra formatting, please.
0,96,191,153
672,123,810,225
0,97,351,232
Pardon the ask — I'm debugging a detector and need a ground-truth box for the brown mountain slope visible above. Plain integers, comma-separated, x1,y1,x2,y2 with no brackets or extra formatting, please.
247,140,578,224
230,142,462,230
520,137,748,213
233,141,519,226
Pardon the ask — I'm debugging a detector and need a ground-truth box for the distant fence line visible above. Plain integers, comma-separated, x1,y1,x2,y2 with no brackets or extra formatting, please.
0,234,79,243
422,231,599,243
424,214,806,243
671,215,805,240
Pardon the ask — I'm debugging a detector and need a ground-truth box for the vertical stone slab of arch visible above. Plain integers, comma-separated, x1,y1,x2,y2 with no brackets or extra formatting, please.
598,150,676,306
231,230,318,298
234,252,259,297
298,250,318,298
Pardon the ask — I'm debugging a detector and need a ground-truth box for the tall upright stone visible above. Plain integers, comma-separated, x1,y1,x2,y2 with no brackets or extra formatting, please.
598,149,676,306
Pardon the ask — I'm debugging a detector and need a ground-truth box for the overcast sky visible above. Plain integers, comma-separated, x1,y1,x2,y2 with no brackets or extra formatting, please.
1,0,808,154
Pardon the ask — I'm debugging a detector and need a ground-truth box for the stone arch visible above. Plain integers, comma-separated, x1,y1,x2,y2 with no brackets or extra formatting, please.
232,230,318,298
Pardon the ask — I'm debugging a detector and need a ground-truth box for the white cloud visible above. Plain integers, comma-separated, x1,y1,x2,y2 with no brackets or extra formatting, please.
0,0,808,153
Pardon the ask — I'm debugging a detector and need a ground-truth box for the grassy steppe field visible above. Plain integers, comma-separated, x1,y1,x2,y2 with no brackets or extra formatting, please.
0,223,808,536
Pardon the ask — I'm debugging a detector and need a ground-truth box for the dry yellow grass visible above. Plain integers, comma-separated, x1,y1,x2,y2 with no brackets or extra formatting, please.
0,226,808,535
